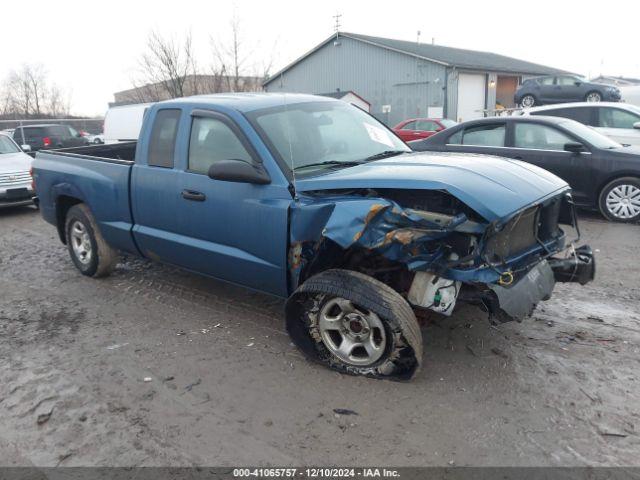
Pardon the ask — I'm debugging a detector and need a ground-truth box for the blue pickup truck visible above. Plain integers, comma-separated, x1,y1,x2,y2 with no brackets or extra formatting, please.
33,93,594,380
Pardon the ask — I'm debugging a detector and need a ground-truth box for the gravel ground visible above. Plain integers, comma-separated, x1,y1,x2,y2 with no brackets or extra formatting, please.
0,206,639,467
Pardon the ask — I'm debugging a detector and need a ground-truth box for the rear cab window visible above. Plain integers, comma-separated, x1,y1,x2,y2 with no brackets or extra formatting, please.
148,109,181,168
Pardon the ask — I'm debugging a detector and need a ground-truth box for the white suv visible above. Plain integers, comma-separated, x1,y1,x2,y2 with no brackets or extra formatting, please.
521,102,640,147
0,133,34,208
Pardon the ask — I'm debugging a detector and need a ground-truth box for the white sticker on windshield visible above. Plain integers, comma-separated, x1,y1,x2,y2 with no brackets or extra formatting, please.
364,123,395,148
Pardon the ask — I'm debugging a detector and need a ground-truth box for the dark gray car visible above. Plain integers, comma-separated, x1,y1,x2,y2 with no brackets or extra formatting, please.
514,75,621,107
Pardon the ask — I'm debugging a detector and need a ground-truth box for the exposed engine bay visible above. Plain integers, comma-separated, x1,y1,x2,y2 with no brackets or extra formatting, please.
289,187,595,323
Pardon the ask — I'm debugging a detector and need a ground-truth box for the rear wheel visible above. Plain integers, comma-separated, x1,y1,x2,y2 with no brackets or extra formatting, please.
585,91,602,102
65,204,118,277
520,94,536,108
598,177,640,222
286,269,423,380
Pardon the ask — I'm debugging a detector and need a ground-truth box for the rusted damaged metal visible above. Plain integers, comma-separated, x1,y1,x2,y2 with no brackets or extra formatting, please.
288,189,595,323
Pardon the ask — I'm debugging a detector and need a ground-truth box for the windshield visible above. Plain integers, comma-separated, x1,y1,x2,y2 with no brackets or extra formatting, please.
0,135,20,155
247,100,410,176
559,120,623,149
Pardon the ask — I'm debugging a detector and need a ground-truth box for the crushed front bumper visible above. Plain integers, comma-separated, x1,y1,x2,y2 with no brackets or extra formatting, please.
485,245,595,322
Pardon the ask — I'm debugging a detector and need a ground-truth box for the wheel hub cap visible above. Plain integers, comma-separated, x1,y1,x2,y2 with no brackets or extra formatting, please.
606,184,640,219
70,220,93,265
318,297,386,366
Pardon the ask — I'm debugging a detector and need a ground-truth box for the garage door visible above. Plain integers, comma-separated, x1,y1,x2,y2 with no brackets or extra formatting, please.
457,73,486,122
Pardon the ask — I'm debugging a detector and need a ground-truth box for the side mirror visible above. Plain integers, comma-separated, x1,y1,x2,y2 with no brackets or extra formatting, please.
21,144,31,152
564,142,587,153
208,159,270,185
574,81,582,86
633,121,640,130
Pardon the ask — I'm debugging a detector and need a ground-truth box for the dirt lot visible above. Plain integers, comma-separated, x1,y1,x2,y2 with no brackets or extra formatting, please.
1,206,639,467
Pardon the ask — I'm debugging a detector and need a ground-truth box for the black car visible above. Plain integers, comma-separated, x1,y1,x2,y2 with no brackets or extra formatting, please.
12,124,89,152
514,75,621,108
409,116,640,222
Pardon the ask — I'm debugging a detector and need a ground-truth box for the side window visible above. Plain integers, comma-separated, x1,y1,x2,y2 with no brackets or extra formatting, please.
597,108,640,129
416,120,439,131
533,107,593,125
402,121,417,130
539,77,555,86
458,124,506,147
148,109,181,168
557,76,577,86
514,123,574,150
188,116,253,175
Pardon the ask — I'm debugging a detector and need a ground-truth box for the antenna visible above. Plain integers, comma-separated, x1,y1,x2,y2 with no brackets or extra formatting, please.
416,30,421,44
333,12,342,38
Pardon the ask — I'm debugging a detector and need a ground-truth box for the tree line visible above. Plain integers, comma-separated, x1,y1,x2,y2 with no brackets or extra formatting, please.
1,64,71,119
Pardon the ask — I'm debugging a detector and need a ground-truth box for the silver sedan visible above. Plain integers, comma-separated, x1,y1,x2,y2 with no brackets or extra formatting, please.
0,133,35,208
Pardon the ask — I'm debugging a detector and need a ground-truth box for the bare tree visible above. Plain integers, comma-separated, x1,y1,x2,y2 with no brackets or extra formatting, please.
2,64,57,117
210,12,276,92
135,30,198,100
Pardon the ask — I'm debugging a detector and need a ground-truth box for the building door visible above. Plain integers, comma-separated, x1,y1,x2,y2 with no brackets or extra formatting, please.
457,73,486,122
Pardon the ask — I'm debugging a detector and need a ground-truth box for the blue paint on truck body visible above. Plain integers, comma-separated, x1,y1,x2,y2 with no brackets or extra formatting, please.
33,93,574,300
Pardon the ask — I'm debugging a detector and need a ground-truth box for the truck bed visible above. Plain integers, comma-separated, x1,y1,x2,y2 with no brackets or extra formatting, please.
33,142,139,255
52,141,137,163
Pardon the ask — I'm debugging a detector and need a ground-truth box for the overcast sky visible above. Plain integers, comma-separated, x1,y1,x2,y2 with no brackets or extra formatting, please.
2,0,637,116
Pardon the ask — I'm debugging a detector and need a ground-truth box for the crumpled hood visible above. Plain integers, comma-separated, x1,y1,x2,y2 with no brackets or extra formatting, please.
295,152,569,222
0,151,33,173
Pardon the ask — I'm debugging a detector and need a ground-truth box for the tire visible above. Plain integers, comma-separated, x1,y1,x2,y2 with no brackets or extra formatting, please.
64,204,118,277
585,91,602,102
520,94,536,108
285,269,423,380
598,177,640,222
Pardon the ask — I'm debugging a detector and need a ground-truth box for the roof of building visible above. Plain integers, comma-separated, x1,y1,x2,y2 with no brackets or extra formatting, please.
317,90,371,105
264,32,571,85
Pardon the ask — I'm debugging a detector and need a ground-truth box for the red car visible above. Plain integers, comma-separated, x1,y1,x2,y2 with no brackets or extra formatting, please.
392,118,457,142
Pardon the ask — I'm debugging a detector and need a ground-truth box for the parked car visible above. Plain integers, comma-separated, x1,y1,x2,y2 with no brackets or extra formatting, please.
392,118,457,142
515,75,621,108
520,102,640,147
85,133,105,144
103,103,152,143
410,116,640,222
33,94,594,380
13,124,89,152
0,133,34,208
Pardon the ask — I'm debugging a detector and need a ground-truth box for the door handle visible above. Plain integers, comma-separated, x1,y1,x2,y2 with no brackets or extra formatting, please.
181,189,206,202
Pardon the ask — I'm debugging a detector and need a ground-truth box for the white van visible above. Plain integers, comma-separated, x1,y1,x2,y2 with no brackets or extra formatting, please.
103,103,153,144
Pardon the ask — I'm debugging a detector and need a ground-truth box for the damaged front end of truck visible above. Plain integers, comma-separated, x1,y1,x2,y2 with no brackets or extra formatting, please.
288,186,595,324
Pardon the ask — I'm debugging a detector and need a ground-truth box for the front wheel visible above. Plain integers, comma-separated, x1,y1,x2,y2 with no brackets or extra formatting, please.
585,91,602,102
520,94,536,108
65,204,118,277
598,177,640,222
286,269,423,380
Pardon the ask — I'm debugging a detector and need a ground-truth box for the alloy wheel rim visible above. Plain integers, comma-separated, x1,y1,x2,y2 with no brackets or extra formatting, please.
70,220,93,265
318,297,386,366
522,95,534,107
606,184,640,219
587,92,601,102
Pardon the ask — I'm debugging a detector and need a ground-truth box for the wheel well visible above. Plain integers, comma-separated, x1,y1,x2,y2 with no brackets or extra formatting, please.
56,195,83,244
294,241,413,296
596,174,640,203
